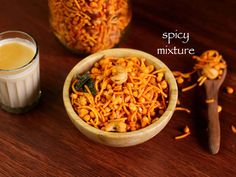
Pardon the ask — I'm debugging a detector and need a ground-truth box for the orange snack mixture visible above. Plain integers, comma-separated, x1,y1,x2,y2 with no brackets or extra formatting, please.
173,50,227,114
193,50,226,83
172,50,235,138
174,126,191,140
70,56,169,132
48,0,131,54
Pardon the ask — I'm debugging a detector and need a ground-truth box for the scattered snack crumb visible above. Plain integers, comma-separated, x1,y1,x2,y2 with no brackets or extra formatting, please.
175,133,190,140
182,83,197,92
177,77,184,84
217,105,222,113
177,99,181,106
231,125,236,133
175,107,191,114
226,86,234,94
184,126,190,134
175,126,191,140
205,98,215,104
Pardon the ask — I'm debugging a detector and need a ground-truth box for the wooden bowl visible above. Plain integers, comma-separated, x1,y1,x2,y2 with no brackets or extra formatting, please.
63,48,178,147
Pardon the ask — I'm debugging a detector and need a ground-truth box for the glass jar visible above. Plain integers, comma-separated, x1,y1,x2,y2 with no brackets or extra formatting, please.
48,0,132,54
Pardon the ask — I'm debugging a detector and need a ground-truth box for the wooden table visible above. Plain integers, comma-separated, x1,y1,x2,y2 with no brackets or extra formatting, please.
1,0,236,176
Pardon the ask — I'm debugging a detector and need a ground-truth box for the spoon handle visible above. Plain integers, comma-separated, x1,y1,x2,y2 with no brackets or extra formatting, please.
206,95,220,154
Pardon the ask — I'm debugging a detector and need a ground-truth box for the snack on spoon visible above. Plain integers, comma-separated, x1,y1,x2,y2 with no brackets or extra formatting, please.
193,50,226,84
172,50,231,154
173,50,227,92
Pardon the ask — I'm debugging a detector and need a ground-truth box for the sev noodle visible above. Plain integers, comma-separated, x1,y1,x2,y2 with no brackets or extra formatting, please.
70,56,169,132
48,0,131,54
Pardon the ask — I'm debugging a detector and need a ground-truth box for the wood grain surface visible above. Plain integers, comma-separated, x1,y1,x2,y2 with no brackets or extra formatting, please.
0,0,236,176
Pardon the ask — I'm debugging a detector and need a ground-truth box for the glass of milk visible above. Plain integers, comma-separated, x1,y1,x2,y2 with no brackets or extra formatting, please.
0,31,41,113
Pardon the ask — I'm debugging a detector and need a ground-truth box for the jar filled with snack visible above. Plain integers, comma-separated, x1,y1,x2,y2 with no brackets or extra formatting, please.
48,0,132,54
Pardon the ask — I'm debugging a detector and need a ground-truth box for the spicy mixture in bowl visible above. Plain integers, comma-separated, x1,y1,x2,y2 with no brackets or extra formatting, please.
70,56,169,132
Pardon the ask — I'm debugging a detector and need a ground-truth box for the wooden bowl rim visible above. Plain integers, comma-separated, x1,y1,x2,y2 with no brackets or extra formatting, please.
63,48,178,138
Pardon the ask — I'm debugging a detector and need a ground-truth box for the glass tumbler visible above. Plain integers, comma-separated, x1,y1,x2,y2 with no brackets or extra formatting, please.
0,31,41,113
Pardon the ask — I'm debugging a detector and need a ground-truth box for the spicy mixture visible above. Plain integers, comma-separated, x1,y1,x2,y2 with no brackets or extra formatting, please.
173,50,235,139
48,0,131,54
70,56,169,132
173,50,227,93
173,50,227,115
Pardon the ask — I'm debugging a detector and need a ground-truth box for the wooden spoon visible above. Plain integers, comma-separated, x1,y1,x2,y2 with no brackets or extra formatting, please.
199,67,226,154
